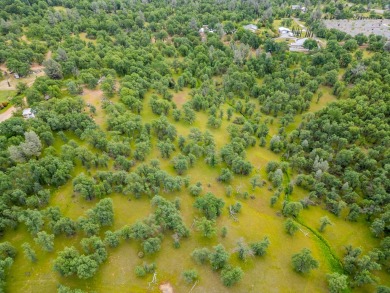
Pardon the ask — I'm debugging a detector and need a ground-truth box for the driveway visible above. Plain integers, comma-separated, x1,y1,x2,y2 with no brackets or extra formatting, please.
0,106,15,123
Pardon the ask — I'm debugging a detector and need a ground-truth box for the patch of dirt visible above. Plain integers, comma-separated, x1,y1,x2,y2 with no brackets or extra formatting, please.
20,35,31,44
172,90,189,109
30,63,45,71
159,282,174,293
82,88,105,126
0,106,15,123
46,50,52,60
0,70,44,91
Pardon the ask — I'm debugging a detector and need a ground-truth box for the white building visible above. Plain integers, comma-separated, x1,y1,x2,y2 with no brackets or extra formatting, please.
22,108,35,119
291,5,300,10
279,27,294,37
243,24,258,32
289,38,311,51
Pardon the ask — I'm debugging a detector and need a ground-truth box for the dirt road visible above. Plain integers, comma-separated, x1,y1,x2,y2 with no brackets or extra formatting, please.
0,106,15,123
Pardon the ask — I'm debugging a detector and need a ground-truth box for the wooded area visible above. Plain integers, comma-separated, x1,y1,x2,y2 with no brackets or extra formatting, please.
0,0,389,292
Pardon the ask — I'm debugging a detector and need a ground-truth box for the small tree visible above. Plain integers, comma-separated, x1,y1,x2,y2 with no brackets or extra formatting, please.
291,248,319,274
221,266,243,287
327,273,348,293
218,168,233,183
250,237,270,257
283,202,303,218
234,238,254,261
172,154,189,175
22,243,37,262
143,238,161,255
284,218,298,236
303,39,318,50
194,193,225,220
209,244,229,270
189,182,202,196
196,217,216,238
221,227,228,238
34,231,55,252
182,269,199,284
191,248,210,265
250,175,263,190
319,216,332,232
43,59,63,79
104,231,120,248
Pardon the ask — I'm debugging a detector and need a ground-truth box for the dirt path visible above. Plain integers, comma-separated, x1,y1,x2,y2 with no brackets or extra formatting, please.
0,106,15,123
46,50,52,60
82,88,105,127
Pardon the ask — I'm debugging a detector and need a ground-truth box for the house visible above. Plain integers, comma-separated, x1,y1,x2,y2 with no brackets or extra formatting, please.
243,24,258,32
289,38,311,51
278,27,294,36
22,108,35,119
14,73,20,79
291,5,301,10
199,25,210,34
301,6,307,12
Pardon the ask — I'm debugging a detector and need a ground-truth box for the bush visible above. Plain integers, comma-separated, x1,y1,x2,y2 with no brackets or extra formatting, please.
182,269,199,284
135,266,146,277
191,248,210,265
220,266,243,287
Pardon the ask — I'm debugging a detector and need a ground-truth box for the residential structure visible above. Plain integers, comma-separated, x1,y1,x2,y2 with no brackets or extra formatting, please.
289,38,311,52
243,24,258,32
278,27,294,37
22,108,35,119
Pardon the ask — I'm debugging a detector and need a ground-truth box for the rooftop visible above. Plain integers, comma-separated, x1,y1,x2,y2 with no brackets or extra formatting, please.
243,24,258,31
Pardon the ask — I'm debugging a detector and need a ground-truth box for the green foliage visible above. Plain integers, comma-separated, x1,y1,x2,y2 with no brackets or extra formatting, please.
34,231,55,252
327,273,348,293
283,202,303,218
194,193,225,220
104,231,120,248
0,0,389,291
303,39,318,50
217,168,233,183
220,266,243,287
189,182,202,196
319,216,332,232
43,59,63,79
143,237,162,255
209,244,229,271
196,217,216,238
182,269,199,284
234,238,253,261
284,219,299,236
291,248,319,274
87,198,114,227
22,243,37,262
8,131,42,163
191,248,210,265
250,237,270,257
